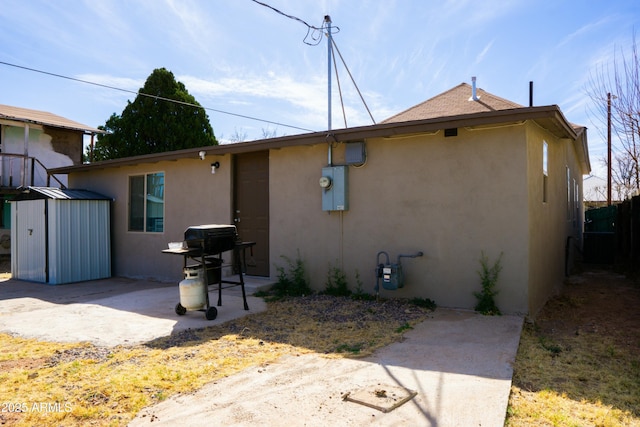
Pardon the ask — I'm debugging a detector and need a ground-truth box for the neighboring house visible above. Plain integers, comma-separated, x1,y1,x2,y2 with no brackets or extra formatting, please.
49,81,590,317
0,104,104,254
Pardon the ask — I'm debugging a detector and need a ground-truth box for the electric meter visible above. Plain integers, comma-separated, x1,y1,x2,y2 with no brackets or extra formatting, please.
319,176,332,189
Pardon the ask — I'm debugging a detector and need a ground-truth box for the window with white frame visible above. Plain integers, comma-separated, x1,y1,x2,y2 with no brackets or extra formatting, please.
574,179,579,226
567,166,572,219
129,172,164,232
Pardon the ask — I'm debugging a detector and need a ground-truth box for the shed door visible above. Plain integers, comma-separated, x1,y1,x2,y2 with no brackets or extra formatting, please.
233,151,269,276
12,200,47,282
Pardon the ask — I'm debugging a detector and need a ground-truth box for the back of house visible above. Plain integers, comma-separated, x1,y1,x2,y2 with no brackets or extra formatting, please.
51,81,589,316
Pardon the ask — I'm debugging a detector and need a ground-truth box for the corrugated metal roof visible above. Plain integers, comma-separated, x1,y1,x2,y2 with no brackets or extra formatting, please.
13,187,112,201
0,104,104,134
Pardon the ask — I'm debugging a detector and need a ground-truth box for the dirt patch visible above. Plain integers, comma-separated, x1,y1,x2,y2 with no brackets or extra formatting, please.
535,269,640,358
45,347,114,367
508,268,640,426
0,357,49,372
147,294,433,354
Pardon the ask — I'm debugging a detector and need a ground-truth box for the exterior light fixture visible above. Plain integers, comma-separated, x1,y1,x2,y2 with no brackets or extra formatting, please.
211,161,220,174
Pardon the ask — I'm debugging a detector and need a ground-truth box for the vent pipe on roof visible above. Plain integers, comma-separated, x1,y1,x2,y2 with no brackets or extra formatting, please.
469,76,480,101
529,81,533,107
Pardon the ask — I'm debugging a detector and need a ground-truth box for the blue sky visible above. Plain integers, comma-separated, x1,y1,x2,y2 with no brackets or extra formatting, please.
1,0,639,196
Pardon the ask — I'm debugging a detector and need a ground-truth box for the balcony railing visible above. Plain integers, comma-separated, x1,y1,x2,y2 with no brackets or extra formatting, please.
0,153,66,191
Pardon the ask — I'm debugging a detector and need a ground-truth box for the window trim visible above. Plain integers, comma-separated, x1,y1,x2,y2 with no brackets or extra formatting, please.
566,166,571,219
128,171,165,233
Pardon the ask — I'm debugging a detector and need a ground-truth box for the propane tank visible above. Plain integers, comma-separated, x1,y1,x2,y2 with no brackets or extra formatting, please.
179,266,207,310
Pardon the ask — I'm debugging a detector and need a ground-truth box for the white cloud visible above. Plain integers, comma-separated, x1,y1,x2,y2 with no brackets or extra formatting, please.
82,0,133,43
557,16,615,48
180,72,328,115
473,39,495,67
161,0,219,56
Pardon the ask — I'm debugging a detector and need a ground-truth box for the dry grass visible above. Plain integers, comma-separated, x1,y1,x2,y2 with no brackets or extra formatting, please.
2,268,639,426
506,270,640,427
0,295,433,426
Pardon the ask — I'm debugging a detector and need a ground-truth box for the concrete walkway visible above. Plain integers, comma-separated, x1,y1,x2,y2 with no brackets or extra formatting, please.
0,276,523,426
0,276,272,346
131,309,523,427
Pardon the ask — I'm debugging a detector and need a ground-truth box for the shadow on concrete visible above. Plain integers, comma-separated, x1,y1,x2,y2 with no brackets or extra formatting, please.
0,276,269,347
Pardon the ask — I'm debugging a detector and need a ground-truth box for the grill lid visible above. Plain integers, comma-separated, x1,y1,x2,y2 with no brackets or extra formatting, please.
184,224,238,253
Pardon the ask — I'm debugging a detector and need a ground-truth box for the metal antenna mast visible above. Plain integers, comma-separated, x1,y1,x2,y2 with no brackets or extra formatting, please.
325,15,332,131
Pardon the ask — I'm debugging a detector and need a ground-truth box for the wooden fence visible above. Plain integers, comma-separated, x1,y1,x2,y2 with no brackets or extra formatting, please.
615,195,640,271
583,195,639,271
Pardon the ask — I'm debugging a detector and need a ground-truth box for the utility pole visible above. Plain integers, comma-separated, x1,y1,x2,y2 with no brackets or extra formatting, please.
607,92,612,206
325,15,332,132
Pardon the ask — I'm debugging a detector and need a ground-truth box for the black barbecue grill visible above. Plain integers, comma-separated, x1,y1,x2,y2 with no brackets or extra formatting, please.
162,224,255,320
184,224,238,253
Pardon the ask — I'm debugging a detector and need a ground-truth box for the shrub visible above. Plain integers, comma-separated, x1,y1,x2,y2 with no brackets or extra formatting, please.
474,252,503,315
351,270,376,301
323,263,351,297
410,297,437,310
268,252,311,299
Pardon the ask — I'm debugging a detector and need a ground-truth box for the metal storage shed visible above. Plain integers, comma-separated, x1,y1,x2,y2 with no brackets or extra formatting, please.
10,186,112,284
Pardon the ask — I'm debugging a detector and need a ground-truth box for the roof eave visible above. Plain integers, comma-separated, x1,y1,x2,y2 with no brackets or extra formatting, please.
49,105,580,174
573,126,591,174
0,115,105,135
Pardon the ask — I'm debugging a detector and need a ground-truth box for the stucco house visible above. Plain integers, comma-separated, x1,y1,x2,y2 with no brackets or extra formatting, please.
49,81,590,316
0,104,103,253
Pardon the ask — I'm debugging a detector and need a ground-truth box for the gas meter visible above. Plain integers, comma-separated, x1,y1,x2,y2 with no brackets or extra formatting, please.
375,250,423,294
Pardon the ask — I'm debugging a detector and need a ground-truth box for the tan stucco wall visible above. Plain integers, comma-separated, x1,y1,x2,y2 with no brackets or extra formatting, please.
270,125,531,314
525,123,585,316
67,120,585,315
69,154,232,282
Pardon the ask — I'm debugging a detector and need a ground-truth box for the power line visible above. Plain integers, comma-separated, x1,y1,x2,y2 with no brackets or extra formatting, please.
0,60,316,133
250,0,319,30
248,1,373,125
249,0,338,45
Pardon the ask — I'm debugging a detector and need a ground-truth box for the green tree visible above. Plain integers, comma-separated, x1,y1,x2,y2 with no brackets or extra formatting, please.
89,68,217,161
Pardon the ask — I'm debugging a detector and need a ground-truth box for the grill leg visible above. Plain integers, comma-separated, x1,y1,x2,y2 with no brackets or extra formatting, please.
239,268,249,311
201,252,213,309
236,246,249,310
214,247,250,310
217,253,223,307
